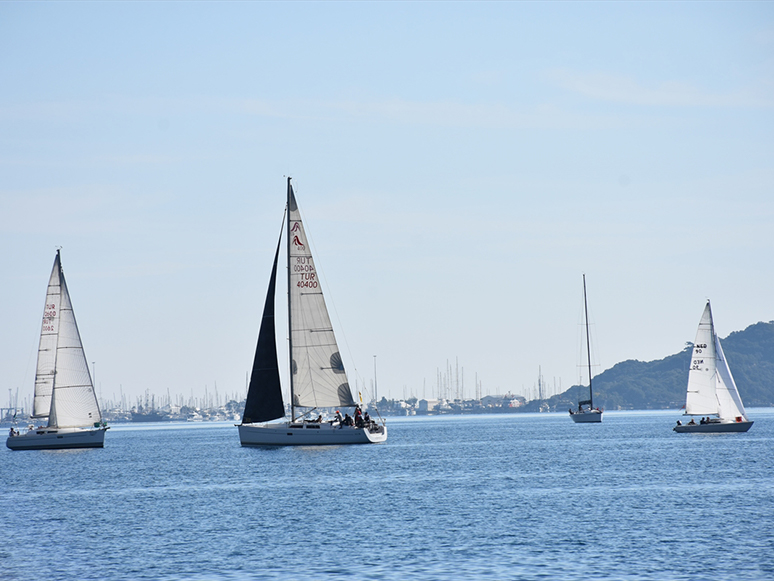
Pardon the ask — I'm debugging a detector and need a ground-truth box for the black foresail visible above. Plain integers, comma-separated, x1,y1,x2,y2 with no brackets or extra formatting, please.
242,227,285,424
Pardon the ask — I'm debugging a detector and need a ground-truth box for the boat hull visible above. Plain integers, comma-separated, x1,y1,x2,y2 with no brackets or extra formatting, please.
6,426,108,450
570,410,602,423
238,421,387,446
674,420,753,433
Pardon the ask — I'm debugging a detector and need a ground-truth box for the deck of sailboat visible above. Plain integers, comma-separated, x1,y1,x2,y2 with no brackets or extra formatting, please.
6,426,108,450
238,421,386,446
570,409,602,423
674,420,753,433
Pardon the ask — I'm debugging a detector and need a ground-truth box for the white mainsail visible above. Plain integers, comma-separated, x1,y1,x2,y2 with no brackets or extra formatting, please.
288,188,356,410
32,251,101,428
684,301,747,421
684,303,718,416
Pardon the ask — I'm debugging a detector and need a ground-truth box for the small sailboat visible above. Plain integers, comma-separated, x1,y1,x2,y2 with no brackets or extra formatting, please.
569,274,602,423
7,250,108,450
238,178,387,446
674,300,753,433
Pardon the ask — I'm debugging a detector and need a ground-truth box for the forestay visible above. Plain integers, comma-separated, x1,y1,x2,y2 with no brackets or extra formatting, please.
287,186,356,410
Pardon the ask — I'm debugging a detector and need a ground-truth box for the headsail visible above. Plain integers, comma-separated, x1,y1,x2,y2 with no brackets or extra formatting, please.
45,251,102,428
32,253,62,419
242,225,286,424
287,181,356,410
714,326,747,421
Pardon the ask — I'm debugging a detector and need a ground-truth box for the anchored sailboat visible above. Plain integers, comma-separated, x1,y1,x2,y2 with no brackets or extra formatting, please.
7,250,108,450
570,274,603,423
674,300,753,433
237,178,387,446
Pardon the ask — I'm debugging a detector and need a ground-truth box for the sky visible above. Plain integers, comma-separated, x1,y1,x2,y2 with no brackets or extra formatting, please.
1,2,773,409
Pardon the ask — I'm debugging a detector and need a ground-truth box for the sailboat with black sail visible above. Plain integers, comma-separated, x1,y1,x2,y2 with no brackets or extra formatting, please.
569,274,602,423
6,250,108,450
237,178,387,446
674,300,753,433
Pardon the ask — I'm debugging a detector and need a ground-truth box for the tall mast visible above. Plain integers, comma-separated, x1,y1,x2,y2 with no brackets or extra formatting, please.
287,177,295,422
583,273,593,408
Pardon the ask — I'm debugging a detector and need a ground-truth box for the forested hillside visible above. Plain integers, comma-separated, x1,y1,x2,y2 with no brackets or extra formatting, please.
547,321,774,411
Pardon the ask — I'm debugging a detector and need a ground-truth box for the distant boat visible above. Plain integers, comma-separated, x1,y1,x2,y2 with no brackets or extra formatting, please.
569,274,603,423
674,300,753,433
237,178,387,446
7,250,108,450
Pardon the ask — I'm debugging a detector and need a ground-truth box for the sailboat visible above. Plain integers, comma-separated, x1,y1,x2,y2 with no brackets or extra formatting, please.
673,300,753,433
237,178,387,446
6,250,108,450
569,274,602,423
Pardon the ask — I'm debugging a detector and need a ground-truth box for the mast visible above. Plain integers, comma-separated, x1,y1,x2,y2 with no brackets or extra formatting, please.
286,177,295,422
583,273,593,408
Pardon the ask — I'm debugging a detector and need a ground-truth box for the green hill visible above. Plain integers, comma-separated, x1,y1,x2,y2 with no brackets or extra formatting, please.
547,320,774,411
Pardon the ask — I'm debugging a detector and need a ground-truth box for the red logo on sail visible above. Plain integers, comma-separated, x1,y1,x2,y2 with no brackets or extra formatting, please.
290,222,301,233
292,235,305,250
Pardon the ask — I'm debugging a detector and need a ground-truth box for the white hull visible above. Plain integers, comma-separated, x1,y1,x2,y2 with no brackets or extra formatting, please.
6,426,108,450
674,420,753,433
238,421,387,446
570,409,603,423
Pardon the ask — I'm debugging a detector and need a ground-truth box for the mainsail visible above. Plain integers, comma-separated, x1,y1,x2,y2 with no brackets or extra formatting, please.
242,227,285,424
685,301,747,420
34,251,102,428
287,182,355,411
32,253,62,419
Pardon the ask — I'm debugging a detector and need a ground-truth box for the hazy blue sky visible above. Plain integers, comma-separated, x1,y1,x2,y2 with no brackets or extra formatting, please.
1,2,772,407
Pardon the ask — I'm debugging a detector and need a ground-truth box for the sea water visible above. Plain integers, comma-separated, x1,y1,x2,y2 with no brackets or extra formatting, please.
2,410,773,580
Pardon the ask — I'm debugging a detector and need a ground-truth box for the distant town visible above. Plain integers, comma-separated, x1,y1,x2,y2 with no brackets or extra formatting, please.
3,390,570,425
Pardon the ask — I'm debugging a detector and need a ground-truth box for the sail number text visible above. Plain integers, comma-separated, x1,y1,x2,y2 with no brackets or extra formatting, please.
693,343,707,354
42,303,57,331
294,258,318,289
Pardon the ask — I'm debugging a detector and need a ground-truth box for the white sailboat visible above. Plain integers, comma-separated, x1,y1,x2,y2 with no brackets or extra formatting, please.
7,250,108,450
570,274,602,423
674,300,753,433
238,178,387,446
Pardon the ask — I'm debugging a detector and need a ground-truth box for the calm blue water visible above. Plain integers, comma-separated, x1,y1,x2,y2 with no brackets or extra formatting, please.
2,410,774,580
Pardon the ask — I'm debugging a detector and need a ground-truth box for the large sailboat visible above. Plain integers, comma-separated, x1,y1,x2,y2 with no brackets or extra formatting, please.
569,274,603,423
7,250,108,450
674,300,753,433
238,178,387,446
